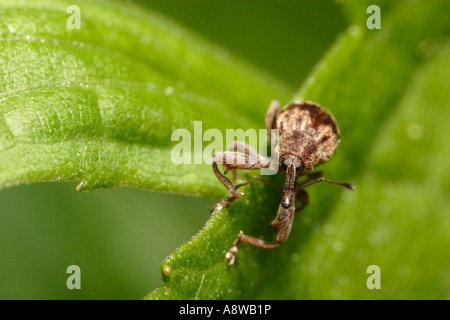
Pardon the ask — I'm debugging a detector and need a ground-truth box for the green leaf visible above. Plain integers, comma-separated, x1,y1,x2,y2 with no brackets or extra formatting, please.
146,0,450,299
0,0,291,195
2,0,450,300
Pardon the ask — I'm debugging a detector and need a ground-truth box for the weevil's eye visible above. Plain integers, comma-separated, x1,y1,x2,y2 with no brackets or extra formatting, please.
282,159,290,170
294,160,302,170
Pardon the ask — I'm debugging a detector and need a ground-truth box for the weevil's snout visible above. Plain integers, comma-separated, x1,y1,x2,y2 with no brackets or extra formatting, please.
280,156,299,209
281,193,291,209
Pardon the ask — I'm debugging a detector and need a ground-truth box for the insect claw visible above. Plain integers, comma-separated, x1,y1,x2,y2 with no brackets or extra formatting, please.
226,245,238,266
227,255,235,267
343,182,355,190
225,231,244,267
230,189,243,198
210,201,224,214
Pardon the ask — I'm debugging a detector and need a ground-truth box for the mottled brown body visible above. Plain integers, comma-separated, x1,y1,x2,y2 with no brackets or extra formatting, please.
275,102,340,175
211,100,353,266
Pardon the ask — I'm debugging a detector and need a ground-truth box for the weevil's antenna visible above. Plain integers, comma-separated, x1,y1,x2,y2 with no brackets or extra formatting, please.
295,178,355,192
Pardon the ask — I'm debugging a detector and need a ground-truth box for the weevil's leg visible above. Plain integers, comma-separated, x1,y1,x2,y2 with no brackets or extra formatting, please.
210,196,240,215
210,161,243,214
227,204,295,266
210,174,282,215
212,161,242,199
210,176,280,215
227,141,260,181
295,189,309,213
265,100,280,139
232,169,237,182
295,177,355,192
226,231,281,266
210,155,277,214
210,161,281,214
213,151,272,174
228,141,259,157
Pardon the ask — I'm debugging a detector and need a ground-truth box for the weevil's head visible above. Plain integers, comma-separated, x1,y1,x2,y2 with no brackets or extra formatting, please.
278,131,322,177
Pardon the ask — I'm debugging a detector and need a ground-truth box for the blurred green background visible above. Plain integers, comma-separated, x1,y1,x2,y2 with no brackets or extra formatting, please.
0,0,346,299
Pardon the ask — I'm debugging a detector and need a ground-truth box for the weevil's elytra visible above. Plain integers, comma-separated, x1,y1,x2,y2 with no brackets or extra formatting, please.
211,100,354,266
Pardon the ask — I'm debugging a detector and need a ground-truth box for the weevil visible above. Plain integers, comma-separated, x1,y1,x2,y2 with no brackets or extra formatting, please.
211,100,355,266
